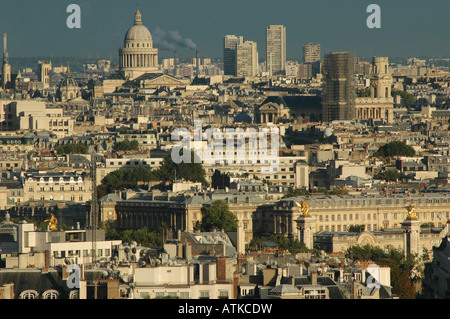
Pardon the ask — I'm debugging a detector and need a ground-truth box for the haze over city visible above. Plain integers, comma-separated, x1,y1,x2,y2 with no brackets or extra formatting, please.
0,0,449,60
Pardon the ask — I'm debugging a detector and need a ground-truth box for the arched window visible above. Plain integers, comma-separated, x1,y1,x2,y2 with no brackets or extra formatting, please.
20,290,39,299
42,290,60,299
69,290,79,299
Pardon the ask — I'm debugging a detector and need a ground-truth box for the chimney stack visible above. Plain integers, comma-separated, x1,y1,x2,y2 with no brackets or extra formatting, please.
196,51,200,76
174,51,178,76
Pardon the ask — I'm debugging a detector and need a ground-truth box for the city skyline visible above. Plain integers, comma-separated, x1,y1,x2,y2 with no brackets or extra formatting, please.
0,0,449,61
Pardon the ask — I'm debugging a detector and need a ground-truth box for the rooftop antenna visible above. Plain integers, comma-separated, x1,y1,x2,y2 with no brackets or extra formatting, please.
90,151,98,266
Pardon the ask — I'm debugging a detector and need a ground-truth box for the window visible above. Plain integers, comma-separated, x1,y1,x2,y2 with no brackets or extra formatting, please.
219,290,229,299
20,290,38,299
69,290,79,299
199,291,210,299
42,290,59,299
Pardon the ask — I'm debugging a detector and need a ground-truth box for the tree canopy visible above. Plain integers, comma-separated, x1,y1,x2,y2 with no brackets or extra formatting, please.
99,147,209,196
247,235,310,254
374,140,415,157
112,139,140,152
200,200,238,232
56,143,89,154
373,170,401,181
391,90,417,106
345,244,419,299
157,148,209,187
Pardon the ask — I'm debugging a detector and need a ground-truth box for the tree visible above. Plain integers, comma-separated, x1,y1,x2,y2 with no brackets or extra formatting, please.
391,90,417,106
348,225,365,233
283,187,309,198
112,139,139,152
157,148,209,187
374,140,415,158
56,143,89,154
200,200,238,232
373,170,401,181
101,166,158,194
357,87,371,97
345,244,420,299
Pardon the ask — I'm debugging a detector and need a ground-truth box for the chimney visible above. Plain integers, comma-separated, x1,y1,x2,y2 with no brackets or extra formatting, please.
174,51,178,76
196,51,200,76
311,271,318,285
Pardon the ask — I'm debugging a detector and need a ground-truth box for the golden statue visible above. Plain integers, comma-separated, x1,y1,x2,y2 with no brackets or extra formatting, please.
44,213,58,231
295,200,310,216
406,204,418,220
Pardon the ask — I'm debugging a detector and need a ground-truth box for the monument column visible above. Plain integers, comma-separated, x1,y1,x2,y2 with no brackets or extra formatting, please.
401,204,421,257
294,200,316,250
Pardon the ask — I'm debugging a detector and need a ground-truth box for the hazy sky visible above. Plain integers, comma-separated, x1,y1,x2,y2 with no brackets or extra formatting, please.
0,0,449,61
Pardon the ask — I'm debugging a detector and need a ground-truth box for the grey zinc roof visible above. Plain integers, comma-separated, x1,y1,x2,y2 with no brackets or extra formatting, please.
99,193,122,202
270,284,301,294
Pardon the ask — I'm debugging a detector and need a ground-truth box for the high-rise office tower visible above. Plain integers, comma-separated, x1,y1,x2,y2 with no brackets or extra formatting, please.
322,52,356,122
303,42,320,64
236,41,258,77
223,35,243,76
38,61,52,89
303,42,321,77
2,33,11,90
266,25,286,76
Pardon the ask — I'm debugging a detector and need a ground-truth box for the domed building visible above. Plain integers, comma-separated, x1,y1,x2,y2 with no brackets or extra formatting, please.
57,69,79,101
119,8,159,80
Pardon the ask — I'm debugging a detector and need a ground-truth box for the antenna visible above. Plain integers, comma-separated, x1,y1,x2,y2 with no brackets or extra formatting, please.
90,152,98,265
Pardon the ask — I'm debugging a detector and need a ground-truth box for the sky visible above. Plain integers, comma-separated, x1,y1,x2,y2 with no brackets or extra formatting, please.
0,0,449,61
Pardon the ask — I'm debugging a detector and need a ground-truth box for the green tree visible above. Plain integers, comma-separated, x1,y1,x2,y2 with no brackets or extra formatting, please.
283,187,309,198
247,235,310,254
200,200,238,232
348,225,365,233
101,166,158,194
391,90,417,106
157,148,209,187
373,170,401,181
357,87,371,97
345,244,420,299
374,140,415,158
56,143,89,154
112,139,140,152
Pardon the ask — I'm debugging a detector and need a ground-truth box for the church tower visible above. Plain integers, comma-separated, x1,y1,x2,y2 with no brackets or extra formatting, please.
119,8,159,80
369,57,394,122
2,33,11,90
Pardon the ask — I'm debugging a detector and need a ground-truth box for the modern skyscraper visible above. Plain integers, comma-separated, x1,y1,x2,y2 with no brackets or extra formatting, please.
303,42,321,78
223,35,243,76
236,41,258,77
266,25,286,76
303,42,320,64
322,52,356,122
2,33,11,90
